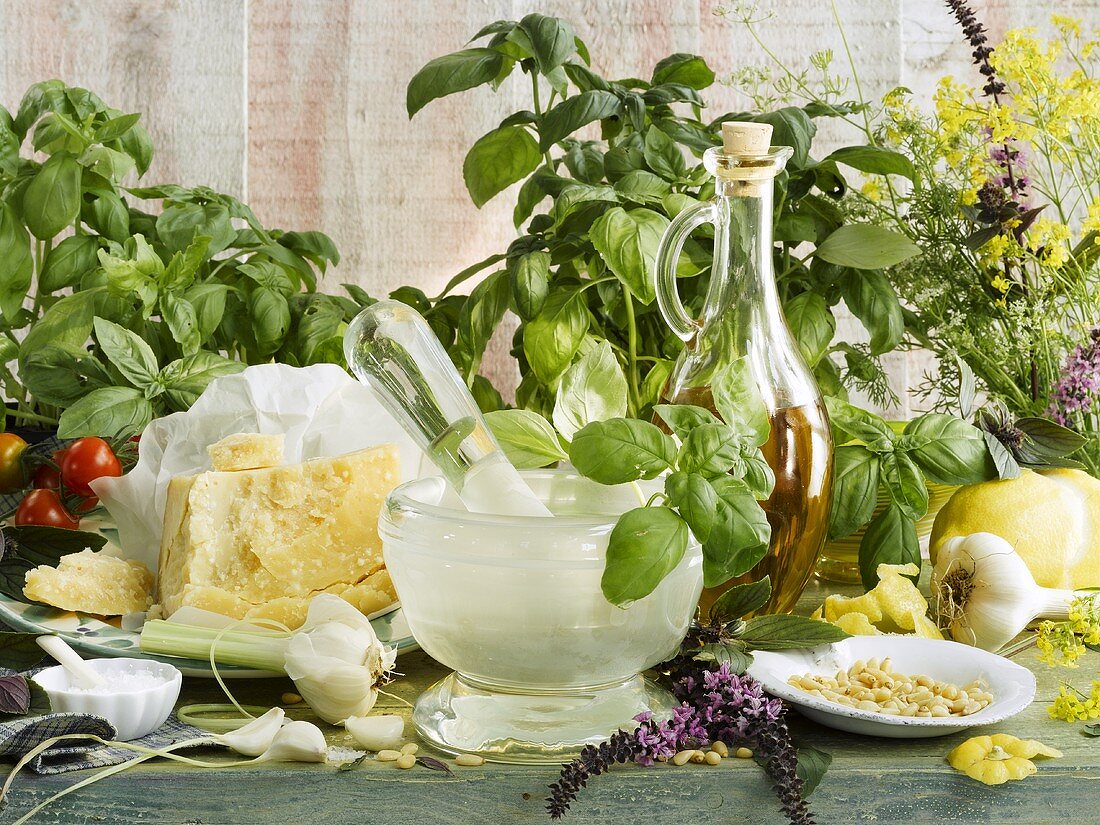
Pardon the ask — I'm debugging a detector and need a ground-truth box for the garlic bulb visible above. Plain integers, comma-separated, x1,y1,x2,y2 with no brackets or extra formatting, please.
282,595,397,724
933,532,1076,651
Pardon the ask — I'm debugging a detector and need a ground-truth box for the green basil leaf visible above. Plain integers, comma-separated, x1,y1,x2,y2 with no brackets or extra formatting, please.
752,108,815,168
182,283,228,341
982,430,1021,480
643,127,688,182
795,745,833,796
784,291,835,366
589,206,668,305
695,642,753,675
678,423,741,476
510,250,550,320
79,145,135,183
665,470,718,543
485,409,566,468
653,404,718,439
742,451,776,499
92,316,158,387
161,351,244,410
87,191,130,243
737,613,849,650
522,290,589,383
710,575,772,622
56,386,153,439
20,343,112,407
552,341,628,439
516,13,576,75
903,413,994,486
840,269,904,355
539,90,621,151
95,112,141,142
828,445,880,539
32,111,89,154
462,125,541,208
0,631,48,671
0,203,33,322
815,225,921,270
712,357,769,446
117,121,154,176
703,477,771,587
12,80,67,139
407,48,504,117
23,153,82,240
613,169,672,206
156,202,235,255
19,287,130,356
640,359,675,410
881,450,928,520
569,418,677,484
249,287,291,355
456,269,510,377
601,506,688,606
278,230,340,270
1015,416,1089,460
825,397,895,451
858,503,920,590
826,145,915,181
652,53,715,89
161,292,201,355
562,140,605,184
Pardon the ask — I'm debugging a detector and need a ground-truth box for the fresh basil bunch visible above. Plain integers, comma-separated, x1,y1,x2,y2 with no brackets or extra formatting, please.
826,398,1001,588
406,13,920,419
488,353,773,607
0,80,351,438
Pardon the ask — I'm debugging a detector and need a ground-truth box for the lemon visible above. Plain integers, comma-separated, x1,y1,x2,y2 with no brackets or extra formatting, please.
929,468,1100,590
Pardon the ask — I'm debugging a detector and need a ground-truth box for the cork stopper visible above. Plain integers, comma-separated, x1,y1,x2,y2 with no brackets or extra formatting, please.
721,121,773,156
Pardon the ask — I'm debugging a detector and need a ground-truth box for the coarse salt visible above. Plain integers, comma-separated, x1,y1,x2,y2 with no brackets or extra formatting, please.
65,665,168,694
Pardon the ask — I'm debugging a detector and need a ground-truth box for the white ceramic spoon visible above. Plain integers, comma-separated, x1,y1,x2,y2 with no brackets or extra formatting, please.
37,635,107,690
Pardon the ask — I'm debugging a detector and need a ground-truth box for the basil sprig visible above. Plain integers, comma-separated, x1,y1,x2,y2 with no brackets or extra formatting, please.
489,356,774,607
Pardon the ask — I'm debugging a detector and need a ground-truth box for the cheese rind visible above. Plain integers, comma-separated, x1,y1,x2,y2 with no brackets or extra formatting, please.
24,551,154,615
156,444,399,628
207,433,285,472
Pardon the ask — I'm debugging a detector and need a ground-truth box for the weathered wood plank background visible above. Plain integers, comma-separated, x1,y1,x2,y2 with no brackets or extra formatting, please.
0,0,1086,415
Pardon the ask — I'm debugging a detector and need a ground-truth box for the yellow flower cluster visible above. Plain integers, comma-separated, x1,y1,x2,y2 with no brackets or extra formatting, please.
1049,681,1100,722
1026,218,1072,268
1037,596,1100,666
1083,202,1100,244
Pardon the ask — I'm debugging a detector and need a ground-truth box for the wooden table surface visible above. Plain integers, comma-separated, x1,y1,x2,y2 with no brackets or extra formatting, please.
4,576,1097,825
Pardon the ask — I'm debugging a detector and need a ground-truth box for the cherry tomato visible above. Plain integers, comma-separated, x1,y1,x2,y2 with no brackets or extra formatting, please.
60,437,122,498
15,489,80,529
74,496,99,514
30,463,61,490
0,433,28,493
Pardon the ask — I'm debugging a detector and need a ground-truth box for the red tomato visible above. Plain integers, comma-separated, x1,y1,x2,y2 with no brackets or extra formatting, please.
60,438,122,498
31,463,61,490
15,489,80,529
0,433,27,493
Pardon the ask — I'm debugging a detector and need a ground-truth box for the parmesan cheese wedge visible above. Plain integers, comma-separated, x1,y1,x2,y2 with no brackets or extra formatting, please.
24,551,154,616
154,443,400,628
207,432,285,472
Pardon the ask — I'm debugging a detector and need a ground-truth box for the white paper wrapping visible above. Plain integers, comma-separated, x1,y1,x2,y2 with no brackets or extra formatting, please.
92,363,421,571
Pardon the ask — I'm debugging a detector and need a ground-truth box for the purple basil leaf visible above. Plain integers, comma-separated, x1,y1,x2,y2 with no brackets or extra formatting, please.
416,755,454,776
0,674,31,714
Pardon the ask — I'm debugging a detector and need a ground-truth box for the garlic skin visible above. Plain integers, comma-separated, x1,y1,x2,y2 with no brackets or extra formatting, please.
345,714,404,752
933,533,1075,651
259,720,328,763
283,595,397,724
215,707,285,756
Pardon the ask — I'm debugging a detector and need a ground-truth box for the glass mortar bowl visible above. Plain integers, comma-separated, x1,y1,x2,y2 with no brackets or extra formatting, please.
379,469,703,764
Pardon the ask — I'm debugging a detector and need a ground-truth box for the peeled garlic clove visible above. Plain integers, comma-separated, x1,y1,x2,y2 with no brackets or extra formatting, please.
345,714,404,752
215,707,285,757
260,720,328,763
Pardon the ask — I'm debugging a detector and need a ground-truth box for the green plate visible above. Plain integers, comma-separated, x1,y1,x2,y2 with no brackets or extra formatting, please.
0,594,418,678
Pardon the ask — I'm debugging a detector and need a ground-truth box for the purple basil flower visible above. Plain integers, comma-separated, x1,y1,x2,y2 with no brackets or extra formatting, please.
1048,329,1100,426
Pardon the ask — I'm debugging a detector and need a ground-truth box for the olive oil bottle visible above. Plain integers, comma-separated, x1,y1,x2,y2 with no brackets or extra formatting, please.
653,122,834,616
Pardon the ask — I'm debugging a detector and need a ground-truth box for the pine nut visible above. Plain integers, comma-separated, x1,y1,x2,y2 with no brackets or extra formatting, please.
710,741,729,757
704,751,722,766
400,743,419,755
396,753,416,769
672,750,694,766
690,750,707,764
375,750,401,762
455,754,485,767
735,747,754,759
281,692,302,705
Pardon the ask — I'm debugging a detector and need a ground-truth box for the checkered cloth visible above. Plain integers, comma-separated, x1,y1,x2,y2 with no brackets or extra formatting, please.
0,669,216,774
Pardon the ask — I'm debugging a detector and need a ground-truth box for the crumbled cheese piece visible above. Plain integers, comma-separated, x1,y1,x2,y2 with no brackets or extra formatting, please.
207,432,286,472
155,444,400,628
24,551,154,616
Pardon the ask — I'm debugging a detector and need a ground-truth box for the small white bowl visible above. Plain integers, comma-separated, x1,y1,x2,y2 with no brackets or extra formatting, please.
34,658,182,741
747,636,1035,738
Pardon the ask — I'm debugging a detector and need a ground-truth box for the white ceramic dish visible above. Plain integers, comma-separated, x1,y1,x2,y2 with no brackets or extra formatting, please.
747,636,1036,738
33,658,183,741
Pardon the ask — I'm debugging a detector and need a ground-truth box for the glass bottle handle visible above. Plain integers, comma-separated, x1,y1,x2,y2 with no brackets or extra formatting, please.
654,201,716,342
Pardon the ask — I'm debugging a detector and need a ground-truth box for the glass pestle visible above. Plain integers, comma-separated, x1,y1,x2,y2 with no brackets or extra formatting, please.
343,300,551,517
